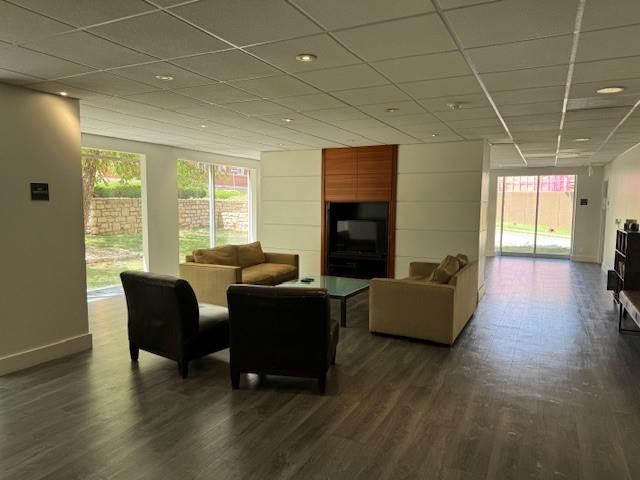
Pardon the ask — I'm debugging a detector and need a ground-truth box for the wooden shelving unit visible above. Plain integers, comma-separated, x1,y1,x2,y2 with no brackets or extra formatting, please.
611,230,640,303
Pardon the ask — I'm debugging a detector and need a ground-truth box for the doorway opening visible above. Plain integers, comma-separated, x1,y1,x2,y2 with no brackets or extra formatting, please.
495,175,576,257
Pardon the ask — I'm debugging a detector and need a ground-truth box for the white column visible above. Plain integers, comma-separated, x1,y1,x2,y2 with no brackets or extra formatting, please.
141,147,179,275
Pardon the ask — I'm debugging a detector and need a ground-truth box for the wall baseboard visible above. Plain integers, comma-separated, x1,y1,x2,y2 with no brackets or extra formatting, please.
0,333,92,376
570,255,600,263
478,283,486,301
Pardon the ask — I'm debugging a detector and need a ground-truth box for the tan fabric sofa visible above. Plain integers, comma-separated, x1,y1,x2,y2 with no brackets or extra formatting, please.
179,242,298,306
369,261,478,345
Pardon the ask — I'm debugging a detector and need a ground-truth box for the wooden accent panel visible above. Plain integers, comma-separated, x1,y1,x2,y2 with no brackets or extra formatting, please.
324,174,356,201
324,148,356,175
321,145,398,278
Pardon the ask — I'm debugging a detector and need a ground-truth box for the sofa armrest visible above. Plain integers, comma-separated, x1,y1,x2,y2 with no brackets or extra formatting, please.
409,262,439,278
179,262,241,307
369,278,455,344
264,252,299,270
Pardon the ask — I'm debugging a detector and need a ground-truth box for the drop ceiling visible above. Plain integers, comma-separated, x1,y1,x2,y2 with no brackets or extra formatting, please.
1,0,639,167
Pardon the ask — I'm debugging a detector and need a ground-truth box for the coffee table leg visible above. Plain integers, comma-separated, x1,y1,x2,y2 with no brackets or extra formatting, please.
340,298,347,328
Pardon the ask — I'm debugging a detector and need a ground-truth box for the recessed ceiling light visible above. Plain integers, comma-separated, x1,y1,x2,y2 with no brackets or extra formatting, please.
59,91,68,96
385,107,399,113
446,102,461,110
155,75,174,81
596,86,625,94
200,124,207,128
295,53,317,63
282,117,294,123
431,133,440,137
277,143,285,146
574,137,591,142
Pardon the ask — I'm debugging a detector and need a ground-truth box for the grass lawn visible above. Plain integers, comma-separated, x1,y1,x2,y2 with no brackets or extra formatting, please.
86,258,143,290
501,222,571,237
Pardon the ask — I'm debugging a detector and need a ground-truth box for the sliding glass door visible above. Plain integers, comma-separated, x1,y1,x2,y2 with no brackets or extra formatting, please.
496,175,575,257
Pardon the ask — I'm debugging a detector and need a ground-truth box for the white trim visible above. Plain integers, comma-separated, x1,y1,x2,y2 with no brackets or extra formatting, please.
0,333,92,376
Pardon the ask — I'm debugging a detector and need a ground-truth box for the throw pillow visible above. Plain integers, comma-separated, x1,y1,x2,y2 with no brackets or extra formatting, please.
236,241,266,268
456,253,469,267
193,245,238,266
429,255,461,284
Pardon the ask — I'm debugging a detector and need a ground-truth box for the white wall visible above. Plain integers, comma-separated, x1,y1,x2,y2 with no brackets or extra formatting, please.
0,84,91,375
396,142,487,280
259,150,322,273
259,141,488,289
602,145,640,271
82,134,260,275
486,166,605,263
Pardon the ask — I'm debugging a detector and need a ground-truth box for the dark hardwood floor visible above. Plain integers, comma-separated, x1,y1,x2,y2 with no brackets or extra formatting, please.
3,257,640,479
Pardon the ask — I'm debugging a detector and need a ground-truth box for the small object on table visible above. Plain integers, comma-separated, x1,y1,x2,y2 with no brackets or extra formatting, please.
300,277,315,283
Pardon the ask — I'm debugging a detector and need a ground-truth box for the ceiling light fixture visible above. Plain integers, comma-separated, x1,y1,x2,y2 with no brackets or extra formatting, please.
431,133,440,137
446,102,461,110
574,137,591,142
200,124,207,128
277,143,285,146
155,75,174,81
282,117,294,123
295,53,317,63
596,86,625,94
59,91,68,96
385,107,399,113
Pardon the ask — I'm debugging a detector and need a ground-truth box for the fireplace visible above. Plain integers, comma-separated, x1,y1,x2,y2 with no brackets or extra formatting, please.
326,202,389,278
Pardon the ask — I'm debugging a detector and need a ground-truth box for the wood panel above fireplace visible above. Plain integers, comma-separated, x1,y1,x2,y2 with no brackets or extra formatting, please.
321,145,397,278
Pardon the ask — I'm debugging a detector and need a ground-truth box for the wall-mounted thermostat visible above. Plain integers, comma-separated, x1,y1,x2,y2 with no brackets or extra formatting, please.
31,183,49,201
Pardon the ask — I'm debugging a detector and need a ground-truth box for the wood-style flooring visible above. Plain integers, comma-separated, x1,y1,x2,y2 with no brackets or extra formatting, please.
3,257,640,479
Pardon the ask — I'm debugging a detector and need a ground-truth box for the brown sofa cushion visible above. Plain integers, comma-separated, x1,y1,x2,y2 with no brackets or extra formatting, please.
193,245,238,266
429,255,461,284
236,241,266,268
241,263,297,285
456,253,469,267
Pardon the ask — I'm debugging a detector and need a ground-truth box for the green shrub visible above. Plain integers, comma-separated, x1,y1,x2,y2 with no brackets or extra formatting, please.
215,190,246,200
94,182,141,198
178,187,208,199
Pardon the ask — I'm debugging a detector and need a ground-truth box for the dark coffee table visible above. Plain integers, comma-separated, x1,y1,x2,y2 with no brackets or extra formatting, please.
283,275,369,327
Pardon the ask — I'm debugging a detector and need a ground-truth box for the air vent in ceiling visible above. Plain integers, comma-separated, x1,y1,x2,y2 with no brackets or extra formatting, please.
567,95,637,111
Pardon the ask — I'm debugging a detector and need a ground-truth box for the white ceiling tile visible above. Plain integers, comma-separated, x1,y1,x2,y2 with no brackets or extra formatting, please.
170,0,322,46
228,75,318,98
256,112,321,126
247,34,360,73
27,81,108,99
25,31,154,69
467,35,573,73
296,63,387,91
291,0,434,30
332,84,410,106
491,86,566,106
400,75,482,99
0,46,94,78
481,65,568,90
577,25,640,63
383,113,441,128
272,93,346,111
224,99,293,116
439,0,498,9
125,90,208,109
365,127,420,144
12,0,154,27
174,83,259,104
371,51,471,84
0,2,71,44
445,0,577,48
83,95,164,114
582,0,640,32
90,12,228,59
172,50,279,81
419,94,489,111
500,101,562,117
359,100,427,118
111,62,212,89
62,72,159,96
304,107,369,122
436,107,497,121
0,68,43,85
570,78,640,98
334,14,456,61
573,57,640,84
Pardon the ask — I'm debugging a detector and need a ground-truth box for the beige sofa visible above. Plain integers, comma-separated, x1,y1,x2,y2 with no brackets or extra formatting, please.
369,261,478,345
179,242,298,306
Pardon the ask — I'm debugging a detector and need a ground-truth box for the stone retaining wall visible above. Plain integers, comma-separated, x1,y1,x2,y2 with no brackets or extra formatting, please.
86,198,248,235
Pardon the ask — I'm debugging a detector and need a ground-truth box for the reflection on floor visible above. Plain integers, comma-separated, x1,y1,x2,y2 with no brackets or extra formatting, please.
3,257,640,479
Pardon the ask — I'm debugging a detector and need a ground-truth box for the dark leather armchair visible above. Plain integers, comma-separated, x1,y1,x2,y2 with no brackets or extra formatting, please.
226,285,339,393
121,271,229,378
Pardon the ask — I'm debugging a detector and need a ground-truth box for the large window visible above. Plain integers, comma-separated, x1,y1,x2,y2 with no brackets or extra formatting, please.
178,161,252,261
82,148,144,291
495,174,576,257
